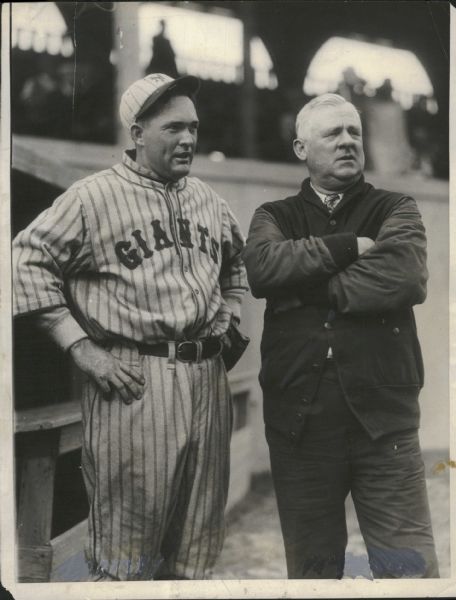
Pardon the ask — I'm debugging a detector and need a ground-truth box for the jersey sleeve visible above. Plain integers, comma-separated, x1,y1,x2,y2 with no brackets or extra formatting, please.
13,188,95,317
219,200,248,322
34,306,89,351
242,206,358,299
328,195,428,313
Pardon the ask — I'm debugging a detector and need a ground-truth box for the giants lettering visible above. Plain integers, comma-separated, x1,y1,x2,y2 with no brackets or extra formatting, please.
115,219,219,269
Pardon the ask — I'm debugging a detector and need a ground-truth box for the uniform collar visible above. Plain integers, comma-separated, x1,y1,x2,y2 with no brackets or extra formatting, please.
112,149,187,191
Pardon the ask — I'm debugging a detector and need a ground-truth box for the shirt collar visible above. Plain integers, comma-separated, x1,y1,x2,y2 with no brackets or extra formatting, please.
309,182,343,204
301,175,367,211
121,149,187,191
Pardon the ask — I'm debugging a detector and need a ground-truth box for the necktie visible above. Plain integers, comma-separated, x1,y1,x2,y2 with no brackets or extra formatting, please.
324,193,341,213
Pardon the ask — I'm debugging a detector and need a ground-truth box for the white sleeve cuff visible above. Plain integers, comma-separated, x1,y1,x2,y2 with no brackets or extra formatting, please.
223,292,243,323
35,308,89,352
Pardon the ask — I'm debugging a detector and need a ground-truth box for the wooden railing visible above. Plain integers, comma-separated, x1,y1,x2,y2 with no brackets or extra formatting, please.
14,370,257,582
15,400,82,582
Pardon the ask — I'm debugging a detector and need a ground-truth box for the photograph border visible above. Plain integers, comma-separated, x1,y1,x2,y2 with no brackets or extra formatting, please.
1,2,455,598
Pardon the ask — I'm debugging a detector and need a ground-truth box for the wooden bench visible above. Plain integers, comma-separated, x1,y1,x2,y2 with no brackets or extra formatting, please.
15,370,256,582
15,400,83,582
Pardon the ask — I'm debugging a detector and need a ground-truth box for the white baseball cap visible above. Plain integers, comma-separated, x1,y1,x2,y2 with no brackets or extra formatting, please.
119,73,200,130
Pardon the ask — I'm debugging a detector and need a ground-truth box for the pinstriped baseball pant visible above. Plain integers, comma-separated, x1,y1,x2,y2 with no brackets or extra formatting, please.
80,341,232,580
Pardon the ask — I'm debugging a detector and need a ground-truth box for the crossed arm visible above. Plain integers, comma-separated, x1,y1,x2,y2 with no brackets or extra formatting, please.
242,195,427,313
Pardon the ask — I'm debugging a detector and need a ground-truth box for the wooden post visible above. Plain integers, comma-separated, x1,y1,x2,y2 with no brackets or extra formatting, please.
17,429,60,582
113,1,142,149
241,2,257,158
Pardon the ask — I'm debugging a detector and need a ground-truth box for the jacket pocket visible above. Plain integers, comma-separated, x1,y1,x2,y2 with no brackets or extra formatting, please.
360,311,423,387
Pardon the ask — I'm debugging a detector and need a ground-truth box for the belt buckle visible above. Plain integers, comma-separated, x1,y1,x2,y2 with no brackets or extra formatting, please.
214,338,223,358
176,341,195,363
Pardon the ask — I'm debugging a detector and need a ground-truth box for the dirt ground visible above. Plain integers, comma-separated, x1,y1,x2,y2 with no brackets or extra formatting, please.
213,466,450,579
52,459,450,582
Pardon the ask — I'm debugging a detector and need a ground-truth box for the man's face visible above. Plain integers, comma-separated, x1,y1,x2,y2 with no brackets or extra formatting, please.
135,95,198,182
295,103,365,191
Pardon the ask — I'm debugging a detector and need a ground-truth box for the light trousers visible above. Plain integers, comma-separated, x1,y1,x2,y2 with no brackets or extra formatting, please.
81,341,232,580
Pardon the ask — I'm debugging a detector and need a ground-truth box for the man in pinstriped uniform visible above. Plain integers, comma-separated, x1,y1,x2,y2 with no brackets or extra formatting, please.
13,73,248,581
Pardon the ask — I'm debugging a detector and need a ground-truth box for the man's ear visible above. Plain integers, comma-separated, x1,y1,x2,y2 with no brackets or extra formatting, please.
293,138,307,161
130,123,144,146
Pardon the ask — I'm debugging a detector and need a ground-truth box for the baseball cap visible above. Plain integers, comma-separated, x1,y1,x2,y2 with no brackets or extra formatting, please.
119,73,200,130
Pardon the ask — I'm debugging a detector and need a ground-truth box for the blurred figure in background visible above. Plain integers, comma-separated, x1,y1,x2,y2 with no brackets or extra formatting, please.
145,19,179,78
337,67,366,108
364,78,413,175
18,54,63,137
337,67,371,170
15,54,114,143
406,95,435,177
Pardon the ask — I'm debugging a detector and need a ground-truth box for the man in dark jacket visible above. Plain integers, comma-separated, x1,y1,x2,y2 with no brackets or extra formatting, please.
242,93,439,579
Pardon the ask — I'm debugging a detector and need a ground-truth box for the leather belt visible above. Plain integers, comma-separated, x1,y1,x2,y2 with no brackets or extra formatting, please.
137,338,223,362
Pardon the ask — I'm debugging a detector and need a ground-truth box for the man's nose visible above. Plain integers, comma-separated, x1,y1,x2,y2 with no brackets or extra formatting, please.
179,129,196,146
338,129,355,146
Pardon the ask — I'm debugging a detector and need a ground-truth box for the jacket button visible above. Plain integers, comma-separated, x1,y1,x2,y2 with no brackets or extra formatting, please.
301,397,310,404
329,219,337,226
393,327,400,335
324,322,332,330
296,412,304,420
290,431,297,439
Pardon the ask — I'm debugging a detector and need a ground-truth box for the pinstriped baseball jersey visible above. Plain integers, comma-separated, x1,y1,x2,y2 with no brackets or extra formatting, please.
13,147,247,581
13,82,248,581
13,151,247,342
